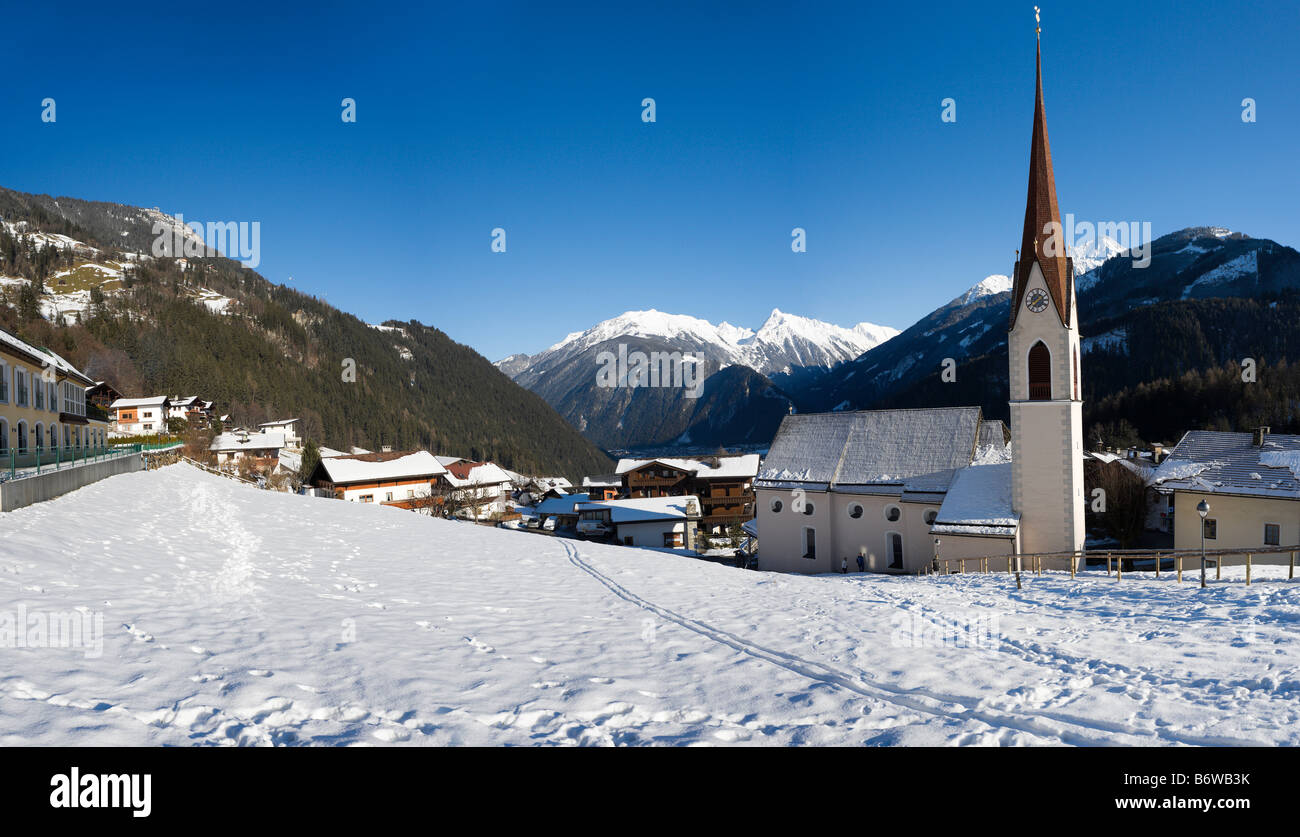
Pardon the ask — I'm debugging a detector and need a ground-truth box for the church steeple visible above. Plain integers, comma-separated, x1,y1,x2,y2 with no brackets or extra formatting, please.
1010,26,1073,328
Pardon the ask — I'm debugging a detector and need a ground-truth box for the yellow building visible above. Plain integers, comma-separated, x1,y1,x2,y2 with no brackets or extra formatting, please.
0,327,100,467
1151,428,1300,562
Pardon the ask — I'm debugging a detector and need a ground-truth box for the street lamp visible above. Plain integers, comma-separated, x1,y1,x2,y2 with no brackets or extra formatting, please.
1197,499,1210,588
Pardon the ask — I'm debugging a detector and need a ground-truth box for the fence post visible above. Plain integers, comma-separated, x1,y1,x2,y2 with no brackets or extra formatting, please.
1070,552,1076,580
1007,556,1013,574
1246,552,1252,586
1216,555,1221,581
1290,550,1295,580
1107,552,1112,576
1117,555,1123,581
959,558,965,574
1177,555,1183,583
1154,552,1160,579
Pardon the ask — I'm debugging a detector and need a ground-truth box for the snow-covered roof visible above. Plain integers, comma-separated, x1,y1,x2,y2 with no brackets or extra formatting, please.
757,407,982,492
318,446,347,458
210,431,286,452
615,454,760,480
931,463,1019,537
0,326,95,386
434,455,463,467
535,493,589,516
1149,431,1300,499
575,495,702,523
259,418,298,427
445,461,514,488
170,396,200,407
111,396,170,409
583,474,622,488
315,450,448,484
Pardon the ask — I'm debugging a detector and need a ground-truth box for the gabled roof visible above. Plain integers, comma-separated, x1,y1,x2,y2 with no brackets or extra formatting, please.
757,407,982,493
615,454,760,480
1149,431,1300,500
313,450,448,485
111,396,170,409
1010,37,1073,329
583,474,622,488
0,326,96,386
259,418,298,427
444,460,513,487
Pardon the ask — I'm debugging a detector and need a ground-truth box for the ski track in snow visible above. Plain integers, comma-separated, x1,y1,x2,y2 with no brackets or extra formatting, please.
1,464,1297,746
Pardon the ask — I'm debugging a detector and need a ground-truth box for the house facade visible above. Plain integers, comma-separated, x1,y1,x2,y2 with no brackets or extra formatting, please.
1150,429,1300,563
307,450,449,505
616,454,759,534
111,396,170,435
0,327,98,462
210,430,286,471
258,418,301,449
575,495,702,549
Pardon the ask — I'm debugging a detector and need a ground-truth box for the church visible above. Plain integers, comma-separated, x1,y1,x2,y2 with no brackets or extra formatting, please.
754,28,1086,574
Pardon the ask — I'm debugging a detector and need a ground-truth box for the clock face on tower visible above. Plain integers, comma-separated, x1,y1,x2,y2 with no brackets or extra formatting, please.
1025,288,1050,313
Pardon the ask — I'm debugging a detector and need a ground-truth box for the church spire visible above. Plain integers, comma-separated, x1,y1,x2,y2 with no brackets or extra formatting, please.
1010,10,1073,327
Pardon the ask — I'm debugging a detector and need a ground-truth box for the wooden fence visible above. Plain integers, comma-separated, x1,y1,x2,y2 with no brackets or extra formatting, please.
933,545,1298,587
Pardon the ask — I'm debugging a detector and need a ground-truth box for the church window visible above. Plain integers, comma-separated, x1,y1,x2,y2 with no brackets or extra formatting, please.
1028,342,1051,400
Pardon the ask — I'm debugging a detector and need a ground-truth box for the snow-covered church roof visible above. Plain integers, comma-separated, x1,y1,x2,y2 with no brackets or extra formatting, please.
756,407,983,493
931,462,1019,537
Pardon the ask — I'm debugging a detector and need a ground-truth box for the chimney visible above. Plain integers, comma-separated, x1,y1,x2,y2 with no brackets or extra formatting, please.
1254,426,1270,447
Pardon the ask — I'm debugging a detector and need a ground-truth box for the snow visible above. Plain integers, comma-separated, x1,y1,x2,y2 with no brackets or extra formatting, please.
953,275,1011,306
3,463,1299,746
931,463,1018,535
1259,451,1300,480
1180,251,1258,298
315,451,448,483
1081,327,1128,354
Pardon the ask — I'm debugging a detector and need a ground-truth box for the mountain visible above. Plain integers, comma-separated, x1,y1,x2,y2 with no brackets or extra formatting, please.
496,308,898,448
809,227,1300,446
0,186,612,479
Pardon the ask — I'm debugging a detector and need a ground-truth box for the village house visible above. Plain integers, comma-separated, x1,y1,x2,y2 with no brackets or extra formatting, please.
1148,428,1300,562
754,33,1086,574
582,474,621,501
443,460,515,519
306,450,449,505
615,454,760,534
210,430,286,472
85,381,123,413
110,396,170,435
575,495,702,549
258,418,302,449
0,325,100,460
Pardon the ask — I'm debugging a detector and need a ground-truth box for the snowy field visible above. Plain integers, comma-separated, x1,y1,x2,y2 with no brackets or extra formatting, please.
2,464,1298,746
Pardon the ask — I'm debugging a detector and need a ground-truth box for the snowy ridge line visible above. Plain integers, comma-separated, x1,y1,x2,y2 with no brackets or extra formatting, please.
558,541,1244,746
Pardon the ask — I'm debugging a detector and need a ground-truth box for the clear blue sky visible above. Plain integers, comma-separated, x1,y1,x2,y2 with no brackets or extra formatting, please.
3,1,1296,361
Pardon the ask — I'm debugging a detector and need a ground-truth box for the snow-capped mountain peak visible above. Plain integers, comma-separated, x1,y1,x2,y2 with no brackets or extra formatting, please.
502,308,899,380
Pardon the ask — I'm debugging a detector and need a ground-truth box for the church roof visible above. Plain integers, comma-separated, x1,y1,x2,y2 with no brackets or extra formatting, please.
1149,430,1300,500
1010,37,1074,328
756,407,982,492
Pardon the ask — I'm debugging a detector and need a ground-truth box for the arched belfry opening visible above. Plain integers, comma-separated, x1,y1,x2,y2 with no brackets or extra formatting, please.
1028,341,1051,400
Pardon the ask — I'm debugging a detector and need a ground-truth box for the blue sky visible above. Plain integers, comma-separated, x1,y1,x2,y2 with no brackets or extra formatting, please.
2,1,1296,361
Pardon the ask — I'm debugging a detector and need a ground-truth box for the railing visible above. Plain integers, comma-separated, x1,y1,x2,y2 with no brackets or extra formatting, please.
180,455,260,486
0,444,149,482
932,545,1299,587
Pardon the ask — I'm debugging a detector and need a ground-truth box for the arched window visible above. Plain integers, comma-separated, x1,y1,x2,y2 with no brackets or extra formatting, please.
48,424,57,450
1073,348,1080,400
0,418,8,453
1028,341,1051,400
16,421,27,454
34,422,43,450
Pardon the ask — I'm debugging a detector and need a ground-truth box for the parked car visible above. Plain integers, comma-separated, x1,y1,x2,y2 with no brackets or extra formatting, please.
576,521,612,537
542,517,557,532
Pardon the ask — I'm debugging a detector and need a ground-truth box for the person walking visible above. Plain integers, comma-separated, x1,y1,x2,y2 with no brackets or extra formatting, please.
841,556,848,574
856,553,865,573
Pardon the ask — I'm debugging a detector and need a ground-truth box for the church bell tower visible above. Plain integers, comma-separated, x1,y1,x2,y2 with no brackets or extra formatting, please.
1008,14,1086,558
